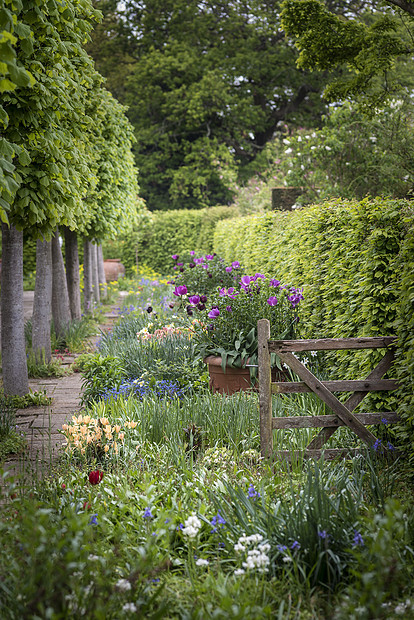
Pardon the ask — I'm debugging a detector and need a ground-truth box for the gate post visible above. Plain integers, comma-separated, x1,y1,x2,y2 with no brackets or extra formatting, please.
258,319,272,457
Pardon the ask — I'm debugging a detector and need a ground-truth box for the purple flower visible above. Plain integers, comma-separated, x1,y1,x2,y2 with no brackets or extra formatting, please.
269,279,281,287
89,514,98,525
208,308,220,319
173,285,188,297
291,540,300,550
318,530,328,539
219,288,227,297
189,263,195,268
373,439,382,452
267,296,278,306
247,484,260,499
226,305,232,312
190,250,195,256
225,266,232,272
189,295,200,305
277,544,287,552
253,273,265,280
210,511,226,532
197,303,206,311
381,417,389,425
172,254,179,260
352,530,364,547
232,261,240,268
177,262,183,266
205,254,214,260
143,507,153,519
241,275,251,287
200,295,207,303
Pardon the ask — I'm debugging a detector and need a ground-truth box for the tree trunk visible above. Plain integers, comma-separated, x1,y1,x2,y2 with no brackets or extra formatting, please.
97,244,107,300
1,223,29,395
63,227,81,320
51,228,71,337
83,239,93,314
32,238,52,363
91,242,100,304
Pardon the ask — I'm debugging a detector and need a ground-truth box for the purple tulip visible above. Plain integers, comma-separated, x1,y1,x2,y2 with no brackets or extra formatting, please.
189,295,200,305
219,288,227,297
190,250,195,256
177,262,183,266
205,254,214,260
208,308,220,319
172,254,179,260
225,266,232,272
267,296,278,306
173,285,188,297
270,279,281,287
241,275,251,286
197,303,206,311
226,305,232,312
200,295,208,303
232,261,240,269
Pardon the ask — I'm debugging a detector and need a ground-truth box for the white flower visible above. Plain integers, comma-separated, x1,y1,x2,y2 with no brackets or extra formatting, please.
122,602,137,613
234,542,246,553
282,555,293,563
283,138,290,145
285,148,293,154
182,514,201,539
195,558,209,567
88,554,99,561
116,578,132,592
325,146,331,151
234,568,245,576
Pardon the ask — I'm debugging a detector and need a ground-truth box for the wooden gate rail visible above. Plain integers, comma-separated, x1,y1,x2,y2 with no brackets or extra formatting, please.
257,319,399,460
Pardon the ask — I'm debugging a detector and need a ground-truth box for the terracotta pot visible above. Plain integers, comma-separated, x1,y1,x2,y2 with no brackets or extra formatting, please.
103,259,125,282
204,356,252,395
204,356,287,395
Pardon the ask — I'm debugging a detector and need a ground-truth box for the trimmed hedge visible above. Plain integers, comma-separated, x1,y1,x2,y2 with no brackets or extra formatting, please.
104,206,239,275
214,197,414,450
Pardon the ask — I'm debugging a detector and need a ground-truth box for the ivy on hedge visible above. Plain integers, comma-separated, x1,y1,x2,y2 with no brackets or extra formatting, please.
214,197,414,451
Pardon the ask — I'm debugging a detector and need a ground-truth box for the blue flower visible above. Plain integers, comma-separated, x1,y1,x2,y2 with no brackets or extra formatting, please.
277,544,287,552
291,540,300,551
210,511,226,532
90,514,98,526
373,439,382,452
247,484,260,500
143,507,153,519
352,530,364,547
318,530,328,539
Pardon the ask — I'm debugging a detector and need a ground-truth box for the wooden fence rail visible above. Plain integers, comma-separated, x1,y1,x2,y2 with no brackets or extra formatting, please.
257,319,399,460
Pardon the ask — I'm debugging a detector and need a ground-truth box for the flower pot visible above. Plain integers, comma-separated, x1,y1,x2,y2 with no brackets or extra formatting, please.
203,356,288,395
203,356,253,395
103,259,125,282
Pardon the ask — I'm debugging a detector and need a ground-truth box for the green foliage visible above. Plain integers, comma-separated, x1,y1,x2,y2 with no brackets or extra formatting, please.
0,430,26,462
80,353,125,406
26,350,68,379
214,198,413,445
281,0,414,111
89,0,327,210
278,102,414,202
106,206,238,274
0,389,51,409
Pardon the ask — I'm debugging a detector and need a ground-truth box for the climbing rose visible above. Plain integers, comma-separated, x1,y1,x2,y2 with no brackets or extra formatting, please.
89,470,103,485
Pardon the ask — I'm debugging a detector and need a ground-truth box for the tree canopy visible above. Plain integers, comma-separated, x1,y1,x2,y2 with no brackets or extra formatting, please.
281,0,414,110
87,0,328,210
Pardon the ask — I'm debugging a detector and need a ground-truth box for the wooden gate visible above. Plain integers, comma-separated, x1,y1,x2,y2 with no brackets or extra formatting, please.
257,319,399,460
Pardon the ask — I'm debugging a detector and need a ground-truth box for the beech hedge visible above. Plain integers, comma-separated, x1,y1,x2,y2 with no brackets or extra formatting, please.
214,197,414,452
105,206,238,274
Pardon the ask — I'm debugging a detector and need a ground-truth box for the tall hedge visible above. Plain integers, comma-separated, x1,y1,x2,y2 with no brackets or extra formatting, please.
214,197,414,449
104,205,239,274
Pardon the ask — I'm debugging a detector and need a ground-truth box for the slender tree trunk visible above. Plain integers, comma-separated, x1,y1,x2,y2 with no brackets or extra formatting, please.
1,223,29,395
32,238,52,363
51,228,71,337
83,239,93,314
63,227,81,320
91,242,100,304
97,245,107,300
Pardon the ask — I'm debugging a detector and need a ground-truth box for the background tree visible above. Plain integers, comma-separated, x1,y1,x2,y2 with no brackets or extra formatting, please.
87,0,329,210
280,0,414,110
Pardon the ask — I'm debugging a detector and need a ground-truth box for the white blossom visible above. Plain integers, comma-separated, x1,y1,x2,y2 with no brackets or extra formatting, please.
195,558,209,567
183,514,201,539
123,602,137,613
116,578,132,592
234,568,246,576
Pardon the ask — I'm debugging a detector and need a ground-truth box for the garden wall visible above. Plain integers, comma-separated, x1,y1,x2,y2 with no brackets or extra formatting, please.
214,197,414,449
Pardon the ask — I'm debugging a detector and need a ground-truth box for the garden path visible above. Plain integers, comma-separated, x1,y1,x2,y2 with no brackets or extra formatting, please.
2,292,125,482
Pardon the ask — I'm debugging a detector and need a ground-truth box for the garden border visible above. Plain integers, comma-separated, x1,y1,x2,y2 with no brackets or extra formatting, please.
257,319,399,460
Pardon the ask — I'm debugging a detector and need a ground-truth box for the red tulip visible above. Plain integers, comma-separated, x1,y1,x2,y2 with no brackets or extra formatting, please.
88,470,103,485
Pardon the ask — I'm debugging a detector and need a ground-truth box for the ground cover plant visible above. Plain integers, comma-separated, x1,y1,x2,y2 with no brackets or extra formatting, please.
1,266,413,618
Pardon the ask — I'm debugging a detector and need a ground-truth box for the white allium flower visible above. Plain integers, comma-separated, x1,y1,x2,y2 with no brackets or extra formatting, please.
234,542,246,553
195,558,209,567
116,578,132,592
282,556,293,563
122,602,137,613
